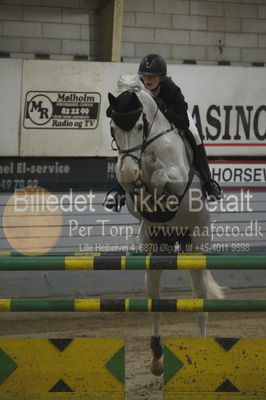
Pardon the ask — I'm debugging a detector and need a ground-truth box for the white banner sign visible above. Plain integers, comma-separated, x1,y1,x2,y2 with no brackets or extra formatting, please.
0,59,264,157
167,64,266,156
210,161,266,188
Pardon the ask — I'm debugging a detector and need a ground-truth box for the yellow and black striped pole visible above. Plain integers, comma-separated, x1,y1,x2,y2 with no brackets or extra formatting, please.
0,253,266,270
0,299,266,312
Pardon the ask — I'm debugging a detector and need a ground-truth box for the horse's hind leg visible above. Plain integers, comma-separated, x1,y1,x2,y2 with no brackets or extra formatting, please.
145,270,163,376
189,270,208,337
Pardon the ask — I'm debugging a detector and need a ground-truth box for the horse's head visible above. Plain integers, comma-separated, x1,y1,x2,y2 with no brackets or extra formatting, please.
107,89,149,184
107,74,173,191
107,91,143,132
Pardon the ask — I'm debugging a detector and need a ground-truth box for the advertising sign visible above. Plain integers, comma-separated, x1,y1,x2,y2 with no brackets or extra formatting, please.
19,60,136,157
0,59,265,157
24,91,101,130
210,161,266,189
168,65,266,156
0,157,115,192
0,158,265,193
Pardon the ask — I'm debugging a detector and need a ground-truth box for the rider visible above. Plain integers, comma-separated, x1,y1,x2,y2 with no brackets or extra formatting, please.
104,54,222,212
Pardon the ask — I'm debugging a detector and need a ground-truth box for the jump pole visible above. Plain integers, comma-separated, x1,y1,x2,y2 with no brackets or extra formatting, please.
0,253,266,270
0,299,266,312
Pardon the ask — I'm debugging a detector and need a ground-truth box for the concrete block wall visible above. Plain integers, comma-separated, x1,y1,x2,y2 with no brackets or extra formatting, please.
0,0,265,66
122,0,266,66
0,0,100,60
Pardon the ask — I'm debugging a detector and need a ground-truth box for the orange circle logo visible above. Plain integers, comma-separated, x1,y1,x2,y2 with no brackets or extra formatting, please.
3,186,62,255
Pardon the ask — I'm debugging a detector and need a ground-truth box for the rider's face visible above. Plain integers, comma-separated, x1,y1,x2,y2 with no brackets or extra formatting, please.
141,75,161,91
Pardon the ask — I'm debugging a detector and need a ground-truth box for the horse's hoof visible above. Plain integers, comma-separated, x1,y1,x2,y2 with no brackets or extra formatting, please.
150,357,163,376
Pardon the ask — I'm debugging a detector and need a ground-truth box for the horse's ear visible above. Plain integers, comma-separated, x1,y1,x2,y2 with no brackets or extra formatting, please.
108,92,118,107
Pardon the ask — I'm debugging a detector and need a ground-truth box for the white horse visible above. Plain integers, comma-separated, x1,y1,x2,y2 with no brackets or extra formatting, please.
107,74,224,375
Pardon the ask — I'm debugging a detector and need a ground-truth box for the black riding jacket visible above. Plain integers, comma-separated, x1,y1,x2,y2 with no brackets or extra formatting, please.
155,77,189,130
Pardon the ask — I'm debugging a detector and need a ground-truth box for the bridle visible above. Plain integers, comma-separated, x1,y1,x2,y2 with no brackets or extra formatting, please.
111,105,173,170
110,102,196,205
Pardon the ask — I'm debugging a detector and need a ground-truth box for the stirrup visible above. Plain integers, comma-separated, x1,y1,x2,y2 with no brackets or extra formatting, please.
203,180,222,202
103,189,126,212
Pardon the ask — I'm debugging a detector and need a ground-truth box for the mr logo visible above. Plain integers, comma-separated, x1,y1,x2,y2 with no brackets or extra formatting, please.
26,94,53,126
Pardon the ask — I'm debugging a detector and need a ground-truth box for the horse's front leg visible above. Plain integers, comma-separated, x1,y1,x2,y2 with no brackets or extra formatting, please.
189,269,208,337
145,270,163,376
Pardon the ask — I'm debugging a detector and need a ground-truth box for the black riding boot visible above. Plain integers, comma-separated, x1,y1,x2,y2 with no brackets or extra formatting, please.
103,183,126,212
194,143,222,201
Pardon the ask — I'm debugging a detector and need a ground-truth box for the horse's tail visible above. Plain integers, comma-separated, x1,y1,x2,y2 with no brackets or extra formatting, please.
206,271,225,299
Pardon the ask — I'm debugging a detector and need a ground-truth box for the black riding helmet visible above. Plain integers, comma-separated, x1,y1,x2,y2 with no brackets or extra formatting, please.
138,54,167,76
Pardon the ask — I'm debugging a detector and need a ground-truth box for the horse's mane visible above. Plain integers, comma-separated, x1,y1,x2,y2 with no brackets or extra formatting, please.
117,74,146,94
